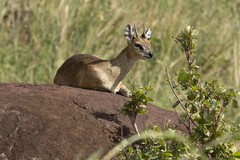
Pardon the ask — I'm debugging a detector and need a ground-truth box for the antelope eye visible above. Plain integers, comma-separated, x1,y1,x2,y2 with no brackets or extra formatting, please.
134,43,144,51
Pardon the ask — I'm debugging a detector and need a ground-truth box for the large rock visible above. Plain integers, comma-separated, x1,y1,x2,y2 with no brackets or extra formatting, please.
0,83,183,159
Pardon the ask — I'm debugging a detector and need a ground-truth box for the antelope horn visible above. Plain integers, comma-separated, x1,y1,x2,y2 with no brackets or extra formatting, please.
134,24,138,37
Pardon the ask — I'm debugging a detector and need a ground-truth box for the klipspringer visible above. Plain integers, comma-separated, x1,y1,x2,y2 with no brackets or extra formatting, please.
54,24,153,97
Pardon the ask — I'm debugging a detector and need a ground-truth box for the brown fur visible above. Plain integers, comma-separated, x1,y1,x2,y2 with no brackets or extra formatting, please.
54,25,153,97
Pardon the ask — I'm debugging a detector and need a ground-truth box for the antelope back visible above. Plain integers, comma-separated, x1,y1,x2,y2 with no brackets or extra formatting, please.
124,24,153,59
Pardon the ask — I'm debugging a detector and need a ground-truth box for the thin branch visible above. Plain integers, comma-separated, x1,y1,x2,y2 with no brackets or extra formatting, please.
131,116,140,136
169,99,191,134
165,68,197,128
133,122,140,137
185,50,192,74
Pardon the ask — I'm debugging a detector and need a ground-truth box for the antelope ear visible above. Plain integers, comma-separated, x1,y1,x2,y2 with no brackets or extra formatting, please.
141,28,152,40
124,24,134,43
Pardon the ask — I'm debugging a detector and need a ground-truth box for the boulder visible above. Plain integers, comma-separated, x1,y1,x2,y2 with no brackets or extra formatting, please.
0,83,183,159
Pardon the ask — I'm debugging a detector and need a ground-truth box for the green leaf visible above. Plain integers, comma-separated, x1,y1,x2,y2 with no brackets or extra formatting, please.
187,92,197,101
145,97,153,102
208,149,214,153
232,99,239,109
225,88,237,97
138,109,147,115
164,152,173,157
209,99,217,107
233,152,240,158
178,71,191,84
128,146,133,154
193,73,201,79
190,105,198,114
191,29,198,36
193,64,200,69
172,100,180,108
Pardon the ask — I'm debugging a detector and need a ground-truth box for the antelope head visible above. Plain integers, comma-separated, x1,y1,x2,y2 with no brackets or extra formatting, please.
124,24,153,59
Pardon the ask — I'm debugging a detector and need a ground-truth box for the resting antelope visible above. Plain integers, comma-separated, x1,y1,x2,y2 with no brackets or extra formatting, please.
53,24,153,97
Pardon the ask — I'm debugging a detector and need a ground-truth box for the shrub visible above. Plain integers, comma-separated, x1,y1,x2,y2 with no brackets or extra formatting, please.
116,26,240,160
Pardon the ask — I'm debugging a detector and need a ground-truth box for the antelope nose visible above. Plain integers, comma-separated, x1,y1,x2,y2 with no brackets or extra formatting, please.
148,51,153,58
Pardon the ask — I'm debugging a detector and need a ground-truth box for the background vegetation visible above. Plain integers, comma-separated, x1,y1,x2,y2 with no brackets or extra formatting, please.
0,0,239,108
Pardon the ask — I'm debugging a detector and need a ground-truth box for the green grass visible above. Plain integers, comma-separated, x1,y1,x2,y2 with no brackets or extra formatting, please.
0,0,239,108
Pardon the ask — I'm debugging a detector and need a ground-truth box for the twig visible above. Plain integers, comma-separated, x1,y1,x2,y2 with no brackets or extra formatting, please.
133,122,140,137
131,116,140,136
165,68,197,129
169,99,191,134
185,50,192,74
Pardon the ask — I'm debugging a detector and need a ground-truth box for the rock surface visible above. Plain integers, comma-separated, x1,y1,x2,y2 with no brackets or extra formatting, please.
0,83,183,159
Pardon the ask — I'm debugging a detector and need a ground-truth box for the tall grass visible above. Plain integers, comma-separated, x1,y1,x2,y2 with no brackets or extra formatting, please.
0,0,239,108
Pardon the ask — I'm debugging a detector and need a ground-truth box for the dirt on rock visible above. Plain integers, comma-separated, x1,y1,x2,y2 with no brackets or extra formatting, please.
0,83,184,160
